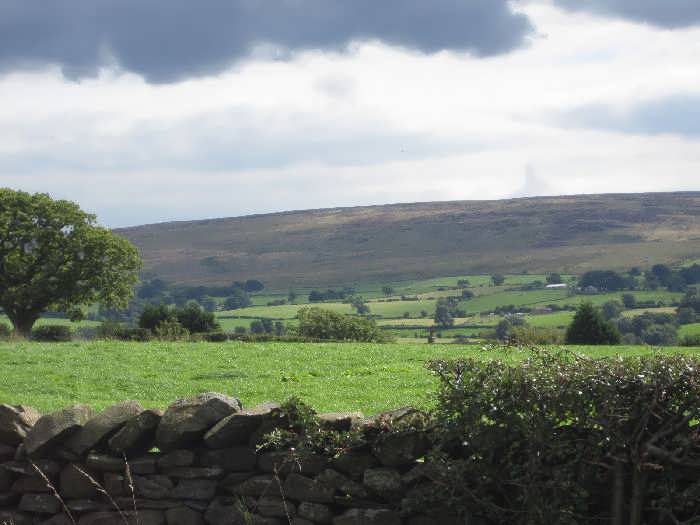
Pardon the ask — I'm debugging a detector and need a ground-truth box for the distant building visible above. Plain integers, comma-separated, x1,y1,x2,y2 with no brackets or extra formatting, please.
545,283,567,289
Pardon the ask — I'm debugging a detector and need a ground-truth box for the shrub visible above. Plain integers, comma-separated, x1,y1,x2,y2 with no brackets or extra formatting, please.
31,325,72,342
176,301,220,333
96,320,128,339
680,334,700,347
427,350,700,523
139,303,176,330
566,302,620,344
297,307,388,342
0,323,12,339
509,325,563,345
203,331,228,342
153,319,189,341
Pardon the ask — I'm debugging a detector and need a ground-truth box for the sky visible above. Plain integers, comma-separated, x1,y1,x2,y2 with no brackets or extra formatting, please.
1,0,700,227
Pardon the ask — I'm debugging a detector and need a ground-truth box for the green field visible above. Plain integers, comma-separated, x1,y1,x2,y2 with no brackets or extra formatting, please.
2,341,700,415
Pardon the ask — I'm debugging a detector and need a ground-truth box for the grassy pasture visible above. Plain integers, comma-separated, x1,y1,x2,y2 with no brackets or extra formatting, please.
2,341,700,415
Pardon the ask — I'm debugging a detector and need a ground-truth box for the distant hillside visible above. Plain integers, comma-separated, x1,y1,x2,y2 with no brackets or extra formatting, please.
117,192,700,288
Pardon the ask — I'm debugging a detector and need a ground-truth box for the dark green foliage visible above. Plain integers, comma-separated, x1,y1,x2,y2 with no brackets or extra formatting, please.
176,301,220,333
433,298,454,329
0,189,142,336
579,270,631,291
495,315,527,340
202,331,228,342
244,279,265,292
250,318,274,334
0,323,12,339
233,325,247,334
153,319,189,340
457,279,470,288
680,263,700,285
680,334,700,347
617,312,679,345
651,263,673,287
621,293,637,308
31,325,72,342
350,295,370,315
382,285,394,296
308,287,355,302
677,307,697,325
138,303,176,331
274,321,286,336
602,300,622,320
297,307,387,342
427,350,700,524
680,288,700,313
460,289,474,299
545,273,563,284
223,287,251,310
566,302,620,344
491,274,505,286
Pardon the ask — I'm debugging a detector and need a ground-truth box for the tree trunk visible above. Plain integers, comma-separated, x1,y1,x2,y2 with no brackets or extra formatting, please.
7,311,39,338
629,467,647,525
612,460,625,525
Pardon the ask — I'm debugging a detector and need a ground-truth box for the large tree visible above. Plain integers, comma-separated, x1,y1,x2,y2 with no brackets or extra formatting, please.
0,189,142,336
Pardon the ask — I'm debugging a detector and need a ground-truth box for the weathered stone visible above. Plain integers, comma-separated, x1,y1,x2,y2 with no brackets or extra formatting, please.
218,471,256,492
291,519,315,525
200,448,256,472
372,433,428,468
0,443,16,462
156,394,241,452
298,502,333,524
66,499,110,513
256,496,296,518
0,473,11,495
3,459,60,478
333,452,378,481
283,474,335,504
182,500,209,512
24,405,94,458
129,455,159,475
18,493,61,514
0,510,32,525
318,413,364,432
406,513,475,525
158,450,196,469
134,475,173,499
363,469,403,503
171,479,217,500
203,403,278,449
11,476,52,493
102,473,128,497
86,453,124,472
66,402,144,456
60,464,100,500
332,508,401,525
116,498,181,510
13,443,26,461
316,469,368,498
162,467,224,480
166,506,205,525
0,491,20,506
79,511,165,525
333,497,392,510
40,514,74,525
258,451,328,477
0,405,40,447
203,498,246,525
108,410,162,456
222,475,281,497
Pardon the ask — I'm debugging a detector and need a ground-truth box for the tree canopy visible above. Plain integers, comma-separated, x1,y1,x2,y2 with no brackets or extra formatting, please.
566,302,620,345
0,189,142,335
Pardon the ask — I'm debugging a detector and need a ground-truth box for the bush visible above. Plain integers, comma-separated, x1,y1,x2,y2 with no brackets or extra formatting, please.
297,307,389,342
153,320,189,341
176,301,220,333
566,302,620,344
427,350,700,523
680,334,700,347
96,320,128,339
139,303,176,330
203,331,228,342
509,325,563,345
0,323,12,339
31,325,72,342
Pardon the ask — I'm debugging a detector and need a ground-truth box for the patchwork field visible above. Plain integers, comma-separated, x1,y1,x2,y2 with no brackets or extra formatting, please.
2,341,699,415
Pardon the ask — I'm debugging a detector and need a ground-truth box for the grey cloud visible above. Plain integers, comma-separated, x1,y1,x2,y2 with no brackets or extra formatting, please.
554,0,700,28
559,96,700,137
0,1,533,83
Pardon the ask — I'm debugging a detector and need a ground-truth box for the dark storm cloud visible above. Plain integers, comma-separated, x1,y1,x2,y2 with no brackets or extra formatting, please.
554,0,700,28
560,96,700,137
0,0,532,83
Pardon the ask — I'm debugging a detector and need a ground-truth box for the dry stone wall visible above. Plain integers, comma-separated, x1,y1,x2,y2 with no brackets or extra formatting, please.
0,395,474,525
